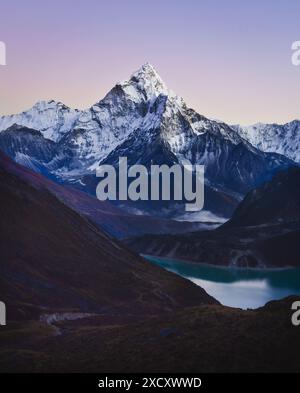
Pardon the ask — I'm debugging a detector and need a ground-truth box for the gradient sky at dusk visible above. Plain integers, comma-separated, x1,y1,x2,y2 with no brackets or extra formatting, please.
0,0,300,124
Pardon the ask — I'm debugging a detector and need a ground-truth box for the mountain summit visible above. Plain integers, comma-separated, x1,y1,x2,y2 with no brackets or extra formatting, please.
125,62,169,99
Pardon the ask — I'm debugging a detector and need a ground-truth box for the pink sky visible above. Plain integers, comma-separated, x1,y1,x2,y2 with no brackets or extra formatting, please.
0,0,300,125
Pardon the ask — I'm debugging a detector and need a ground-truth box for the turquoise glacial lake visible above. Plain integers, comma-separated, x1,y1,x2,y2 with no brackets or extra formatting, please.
144,255,300,309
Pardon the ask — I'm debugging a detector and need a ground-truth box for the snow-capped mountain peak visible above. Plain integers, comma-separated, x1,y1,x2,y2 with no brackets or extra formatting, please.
32,99,65,110
61,64,181,172
0,100,81,142
100,63,170,106
233,120,300,163
127,62,168,98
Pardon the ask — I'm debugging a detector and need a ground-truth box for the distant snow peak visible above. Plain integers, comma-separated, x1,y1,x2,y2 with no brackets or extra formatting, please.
234,121,300,163
0,99,80,143
32,100,74,113
33,99,61,109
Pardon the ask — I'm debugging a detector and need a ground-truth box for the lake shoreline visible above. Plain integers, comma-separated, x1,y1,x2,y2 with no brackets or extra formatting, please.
142,254,298,272
143,254,300,309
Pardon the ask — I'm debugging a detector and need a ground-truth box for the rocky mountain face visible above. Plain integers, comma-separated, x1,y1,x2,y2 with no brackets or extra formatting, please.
0,151,217,320
0,124,63,177
233,121,300,163
0,64,295,220
126,167,300,268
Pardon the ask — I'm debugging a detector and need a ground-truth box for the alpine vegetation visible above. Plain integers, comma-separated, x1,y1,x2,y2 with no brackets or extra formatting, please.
96,157,205,211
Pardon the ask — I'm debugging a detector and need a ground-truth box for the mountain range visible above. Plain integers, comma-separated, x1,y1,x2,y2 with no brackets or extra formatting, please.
0,63,297,220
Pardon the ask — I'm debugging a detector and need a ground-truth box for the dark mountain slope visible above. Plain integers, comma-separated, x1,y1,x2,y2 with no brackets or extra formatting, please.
226,167,300,227
0,151,217,320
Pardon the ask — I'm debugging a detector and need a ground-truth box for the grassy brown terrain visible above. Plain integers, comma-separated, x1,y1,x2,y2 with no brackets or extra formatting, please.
1,296,300,373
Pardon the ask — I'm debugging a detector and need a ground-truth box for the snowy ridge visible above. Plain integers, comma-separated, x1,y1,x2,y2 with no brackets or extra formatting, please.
233,121,300,163
0,100,81,142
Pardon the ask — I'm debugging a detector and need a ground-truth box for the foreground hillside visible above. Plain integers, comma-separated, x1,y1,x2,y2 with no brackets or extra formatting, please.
0,297,299,372
0,151,216,321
